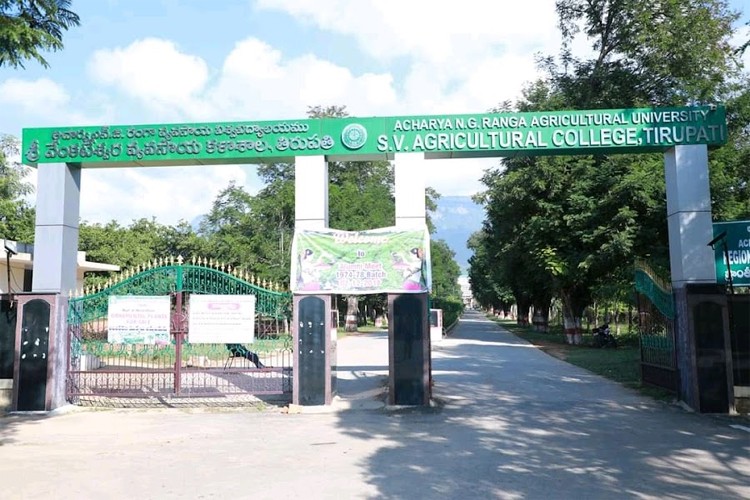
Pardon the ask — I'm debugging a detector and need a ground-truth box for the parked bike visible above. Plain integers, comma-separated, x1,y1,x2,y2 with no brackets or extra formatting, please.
592,323,618,348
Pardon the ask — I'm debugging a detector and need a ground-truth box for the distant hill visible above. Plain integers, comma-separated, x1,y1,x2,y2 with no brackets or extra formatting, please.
431,195,485,274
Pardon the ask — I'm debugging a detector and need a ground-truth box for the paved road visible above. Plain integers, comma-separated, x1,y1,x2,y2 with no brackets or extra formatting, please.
1,311,748,499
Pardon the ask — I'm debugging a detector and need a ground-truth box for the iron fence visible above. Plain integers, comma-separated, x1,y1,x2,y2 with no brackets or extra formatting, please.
635,262,677,392
67,259,293,405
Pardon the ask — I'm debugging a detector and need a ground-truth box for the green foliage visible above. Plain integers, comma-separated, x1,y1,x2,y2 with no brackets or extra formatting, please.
0,0,80,68
709,80,750,221
431,296,464,329
554,0,741,106
79,217,205,288
0,134,35,242
430,239,461,299
469,0,745,323
329,159,394,230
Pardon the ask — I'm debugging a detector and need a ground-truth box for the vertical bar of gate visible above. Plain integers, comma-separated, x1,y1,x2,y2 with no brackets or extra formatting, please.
174,290,183,395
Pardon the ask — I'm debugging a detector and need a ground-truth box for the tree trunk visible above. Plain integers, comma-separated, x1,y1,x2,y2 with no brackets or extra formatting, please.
345,295,358,332
561,289,586,345
531,298,551,332
516,296,531,325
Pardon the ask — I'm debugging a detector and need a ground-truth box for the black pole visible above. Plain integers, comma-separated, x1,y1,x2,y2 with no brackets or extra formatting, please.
721,240,735,296
721,240,737,389
5,250,11,295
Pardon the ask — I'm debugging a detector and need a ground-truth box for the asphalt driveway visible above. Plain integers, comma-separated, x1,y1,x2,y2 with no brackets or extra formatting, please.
1,310,748,499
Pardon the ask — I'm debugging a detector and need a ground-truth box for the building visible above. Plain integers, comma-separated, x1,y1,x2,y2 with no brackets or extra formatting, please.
457,276,475,308
1,238,119,295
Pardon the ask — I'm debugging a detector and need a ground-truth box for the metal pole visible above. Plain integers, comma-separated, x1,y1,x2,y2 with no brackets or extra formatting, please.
722,240,735,296
174,290,182,395
722,240,737,389
5,251,11,294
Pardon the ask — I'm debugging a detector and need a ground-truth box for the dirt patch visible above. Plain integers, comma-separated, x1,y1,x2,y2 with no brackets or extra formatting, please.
527,339,570,361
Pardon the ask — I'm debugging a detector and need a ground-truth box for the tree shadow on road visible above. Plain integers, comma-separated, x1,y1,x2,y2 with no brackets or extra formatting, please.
334,316,750,499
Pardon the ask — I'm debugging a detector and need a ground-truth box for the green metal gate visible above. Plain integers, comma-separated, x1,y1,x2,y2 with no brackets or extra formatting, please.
634,261,677,392
67,257,293,405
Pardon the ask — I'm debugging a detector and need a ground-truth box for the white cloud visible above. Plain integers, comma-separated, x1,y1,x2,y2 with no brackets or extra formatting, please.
732,24,750,71
253,1,567,115
80,165,264,226
0,77,111,133
0,78,69,116
87,38,209,116
423,157,497,197
255,0,560,64
198,37,398,120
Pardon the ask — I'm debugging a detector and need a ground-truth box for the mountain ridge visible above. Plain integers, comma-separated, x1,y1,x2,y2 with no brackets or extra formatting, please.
431,195,484,274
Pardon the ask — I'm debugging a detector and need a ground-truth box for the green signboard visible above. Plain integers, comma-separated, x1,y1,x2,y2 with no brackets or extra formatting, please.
22,106,726,167
290,227,431,294
713,220,750,286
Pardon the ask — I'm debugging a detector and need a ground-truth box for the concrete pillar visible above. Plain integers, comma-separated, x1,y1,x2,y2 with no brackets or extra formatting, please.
664,145,716,410
293,156,332,405
294,155,328,230
664,145,715,287
394,153,426,229
32,163,81,294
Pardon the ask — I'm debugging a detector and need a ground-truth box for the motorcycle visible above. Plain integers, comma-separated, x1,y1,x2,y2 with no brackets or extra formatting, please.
592,323,617,348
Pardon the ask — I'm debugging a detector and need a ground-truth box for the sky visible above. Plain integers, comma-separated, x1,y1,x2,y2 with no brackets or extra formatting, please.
1,0,748,227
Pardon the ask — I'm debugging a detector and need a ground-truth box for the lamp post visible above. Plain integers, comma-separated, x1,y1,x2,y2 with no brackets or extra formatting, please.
708,231,736,383
4,240,17,296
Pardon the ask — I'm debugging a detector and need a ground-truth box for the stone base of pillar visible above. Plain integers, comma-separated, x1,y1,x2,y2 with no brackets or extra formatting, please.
388,293,431,406
675,284,735,413
12,293,68,412
293,294,334,406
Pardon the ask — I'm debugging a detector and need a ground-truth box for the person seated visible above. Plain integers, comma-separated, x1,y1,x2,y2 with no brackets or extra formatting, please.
225,343,265,368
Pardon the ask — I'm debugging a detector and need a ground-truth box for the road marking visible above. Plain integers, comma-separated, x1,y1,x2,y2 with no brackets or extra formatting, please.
729,424,750,433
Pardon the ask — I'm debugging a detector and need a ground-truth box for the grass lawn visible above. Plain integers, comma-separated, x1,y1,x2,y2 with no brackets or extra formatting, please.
493,317,675,401
336,324,388,338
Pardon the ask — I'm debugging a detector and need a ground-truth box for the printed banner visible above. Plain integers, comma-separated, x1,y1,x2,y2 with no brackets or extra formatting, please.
107,295,171,344
290,227,431,294
188,294,256,344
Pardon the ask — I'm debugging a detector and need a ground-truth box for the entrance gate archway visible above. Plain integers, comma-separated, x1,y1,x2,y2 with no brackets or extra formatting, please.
17,105,729,411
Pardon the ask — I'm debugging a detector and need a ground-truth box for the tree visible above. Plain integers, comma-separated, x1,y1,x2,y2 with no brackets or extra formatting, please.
553,0,741,107
709,80,750,221
0,0,80,68
471,1,744,342
154,220,208,261
0,134,35,242
199,182,257,269
430,239,461,299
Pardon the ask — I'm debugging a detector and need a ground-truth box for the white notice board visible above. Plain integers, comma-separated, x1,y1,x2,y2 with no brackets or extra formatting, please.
107,295,171,344
188,294,256,344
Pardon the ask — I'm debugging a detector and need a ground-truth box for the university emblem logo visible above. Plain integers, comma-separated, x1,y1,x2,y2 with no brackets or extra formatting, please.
341,123,367,150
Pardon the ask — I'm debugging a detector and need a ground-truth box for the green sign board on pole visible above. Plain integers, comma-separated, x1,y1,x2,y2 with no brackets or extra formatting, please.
713,220,750,287
22,106,727,167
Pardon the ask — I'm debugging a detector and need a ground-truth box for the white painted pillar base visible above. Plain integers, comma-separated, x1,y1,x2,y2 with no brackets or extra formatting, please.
32,163,81,294
394,153,426,229
294,155,328,230
664,145,715,287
